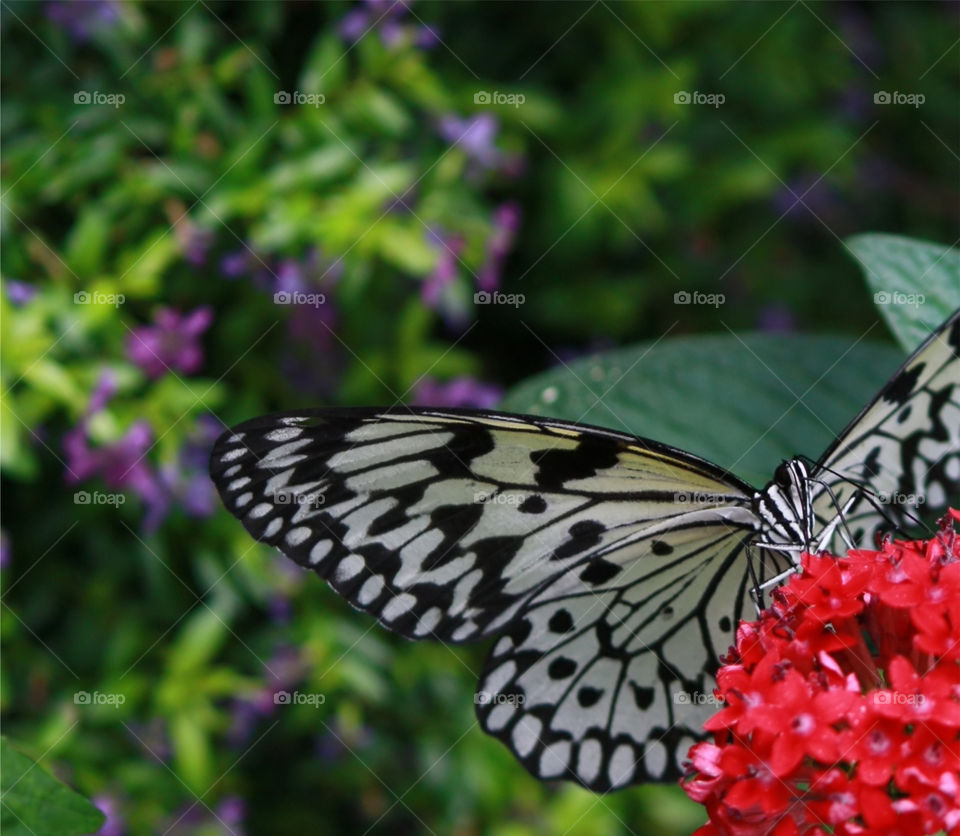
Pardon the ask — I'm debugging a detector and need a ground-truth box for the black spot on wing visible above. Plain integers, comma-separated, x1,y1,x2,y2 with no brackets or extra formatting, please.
631,683,655,710
881,363,924,406
552,519,605,561
518,495,547,514
579,557,622,586
651,539,673,555
548,657,577,679
548,608,575,633
577,686,603,708
529,436,621,490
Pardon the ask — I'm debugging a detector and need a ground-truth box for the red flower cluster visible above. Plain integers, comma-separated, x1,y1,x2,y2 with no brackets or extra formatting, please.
683,510,960,835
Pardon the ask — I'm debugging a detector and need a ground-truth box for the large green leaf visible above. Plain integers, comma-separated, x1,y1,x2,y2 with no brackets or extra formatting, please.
501,333,904,488
0,739,104,836
846,234,960,352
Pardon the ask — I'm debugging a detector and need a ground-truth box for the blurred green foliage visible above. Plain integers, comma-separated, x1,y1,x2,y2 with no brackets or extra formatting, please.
1,1,957,833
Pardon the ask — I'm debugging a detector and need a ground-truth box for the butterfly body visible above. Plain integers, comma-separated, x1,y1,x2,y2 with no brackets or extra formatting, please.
211,309,959,791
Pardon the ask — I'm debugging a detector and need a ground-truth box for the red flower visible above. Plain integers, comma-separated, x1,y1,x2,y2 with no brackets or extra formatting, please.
683,511,960,835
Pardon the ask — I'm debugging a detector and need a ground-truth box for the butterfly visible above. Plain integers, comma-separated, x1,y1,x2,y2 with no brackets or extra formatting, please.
210,309,959,792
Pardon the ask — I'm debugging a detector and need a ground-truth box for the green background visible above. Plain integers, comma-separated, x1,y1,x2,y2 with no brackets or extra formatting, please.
2,1,957,834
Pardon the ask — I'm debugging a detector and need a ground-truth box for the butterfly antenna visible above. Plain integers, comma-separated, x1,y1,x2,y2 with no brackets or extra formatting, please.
802,456,930,543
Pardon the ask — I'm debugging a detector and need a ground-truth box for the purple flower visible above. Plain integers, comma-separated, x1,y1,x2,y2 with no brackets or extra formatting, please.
88,370,118,415
219,251,251,279
421,227,463,309
180,226,214,267
158,415,221,521
337,0,437,49
126,307,213,379
5,280,36,306
46,0,119,42
64,421,169,529
437,113,501,170
93,794,125,836
216,796,246,834
477,202,521,292
125,718,171,762
228,645,307,747
413,377,502,409
757,303,796,333
771,173,839,223
275,259,307,297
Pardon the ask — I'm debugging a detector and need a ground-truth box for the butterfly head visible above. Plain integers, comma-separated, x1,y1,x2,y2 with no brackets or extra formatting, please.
755,459,814,550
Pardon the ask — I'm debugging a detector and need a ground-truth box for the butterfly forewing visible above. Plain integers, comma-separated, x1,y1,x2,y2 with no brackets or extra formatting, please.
811,309,960,548
211,410,759,644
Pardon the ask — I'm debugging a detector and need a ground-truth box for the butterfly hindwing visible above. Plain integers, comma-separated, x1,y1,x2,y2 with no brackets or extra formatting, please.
475,520,776,790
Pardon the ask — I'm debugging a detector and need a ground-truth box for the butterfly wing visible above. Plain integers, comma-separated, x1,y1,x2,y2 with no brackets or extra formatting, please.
475,519,775,790
811,308,960,548
211,408,779,788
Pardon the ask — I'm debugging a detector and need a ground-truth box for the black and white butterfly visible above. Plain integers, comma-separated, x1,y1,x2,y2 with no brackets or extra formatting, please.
210,310,959,792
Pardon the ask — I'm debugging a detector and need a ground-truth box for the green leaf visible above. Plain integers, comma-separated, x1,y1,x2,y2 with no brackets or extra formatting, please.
846,234,960,352
501,333,904,488
0,738,104,836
